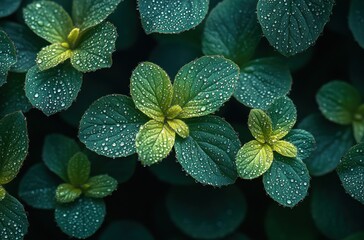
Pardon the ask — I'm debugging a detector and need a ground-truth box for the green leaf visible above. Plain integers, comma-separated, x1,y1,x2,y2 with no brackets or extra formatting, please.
0,0,21,17
175,116,240,186
283,129,316,160
23,1,73,43
202,0,261,65
267,97,297,139
67,152,90,186
84,174,118,198
257,0,334,56
337,143,364,204
0,30,16,87
0,186,5,201
72,0,121,30
272,140,297,158
42,134,80,182
100,220,154,240
138,0,209,34
349,0,364,49
166,186,246,239
263,155,310,207
316,81,361,125
130,62,173,121
55,197,105,239
18,163,60,209
344,232,364,240
71,22,117,72
0,112,28,184
167,119,189,138
55,183,82,203
25,62,83,116
0,73,32,118
36,43,72,71
79,95,148,158
299,114,355,176
234,58,292,109
172,56,239,118
248,109,272,143
136,120,175,165
353,104,364,143
236,140,273,179
0,194,28,240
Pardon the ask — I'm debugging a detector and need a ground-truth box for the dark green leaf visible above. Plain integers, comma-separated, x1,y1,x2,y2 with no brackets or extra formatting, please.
175,116,240,186
283,129,316,160
79,94,148,158
0,30,16,87
99,220,154,240
202,0,261,65
138,0,209,34
349,0,364,49
344,232,364,240
263,155,310,207
55,183,82,203
55,197,105,239
25,62,83,116
84,174,118,198
166,186,246,239
67,152,90,186
257,0,334,56
0,0,21,17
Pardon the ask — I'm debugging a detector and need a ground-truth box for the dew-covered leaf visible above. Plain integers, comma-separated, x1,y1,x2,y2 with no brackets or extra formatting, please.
337,143,364,204
0,194,28,240
0,111,28,184
18,163,60,209
36,43,72,71
67,152,90,186
257,0,334,56
272,140,297,158
0,30,16,87
236,140,273,179
99,220,154,240
71,22,117,72
25,62,83,116
263,155,310,207
172,56,239,118
234,58,292,109
79,95,148,158
349,0,364,49
299,114,355,176
248,109,272,143
167,119,189,138
130,62,173,121
55,197,105,239
202,0,262,65
316,81,361,125
55,183,82,203
72,0,121,30
136,120,175,166
283,129,316,161
175,116,240,186
138,0,209,34
84,174,118,198
0,0,21,17
166,186,246,239
42,134,80,182
23,1,73,43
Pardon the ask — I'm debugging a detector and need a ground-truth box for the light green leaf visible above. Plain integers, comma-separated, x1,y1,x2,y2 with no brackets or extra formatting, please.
0,112,28,184
42,134,80,182
353,121,364,143
257,0,334,56
175,116,240,186
138,0,209,34
0,0,21,17
136,120,175,165
56,183,82,203
349,0,364,49
72,0,121,30
263,155,310,207
167,119,189,138
202,0,261,65
234,58,292,109
0,194,28,240
36,43,72,71
283,129,316,160
236,140,273,179
55,197,105,239
71,22,117,72
67,152,90,186
18,163,60,209
25,62,83,116
84,174,118,198
166,186,246,239
172,56,239,118
272,140,297,158
79,95,149,158
130,62,173,121
316,81,361,125
0,30,16,87
267,97,297,139
337,143,364,204
23,1,73,43
248,109,272,143
100,220,154,240
0,186,5,201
